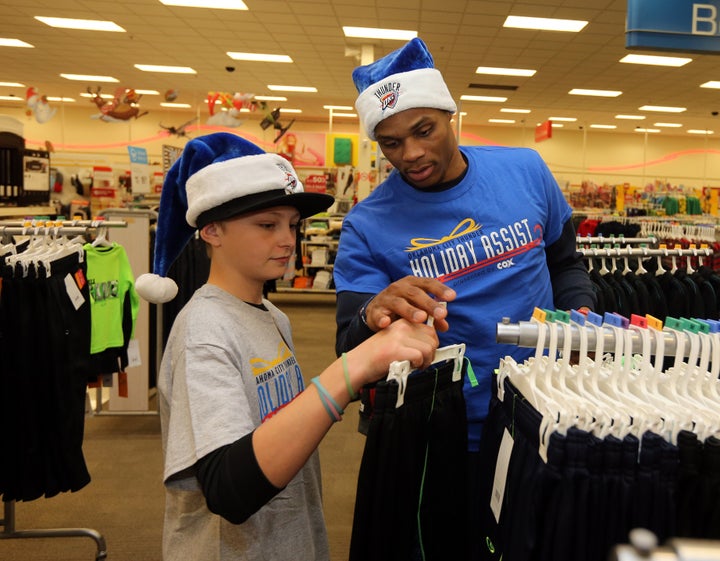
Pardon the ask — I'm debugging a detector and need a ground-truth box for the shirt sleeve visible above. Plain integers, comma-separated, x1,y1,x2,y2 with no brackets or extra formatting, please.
545,218,597,311
335,291,376,356
195,431,283,525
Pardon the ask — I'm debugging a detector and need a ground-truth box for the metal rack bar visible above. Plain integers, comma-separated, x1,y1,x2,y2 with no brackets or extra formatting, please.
495,319,700,357
576,236,658,244
579,247,713,258
1,500,107,560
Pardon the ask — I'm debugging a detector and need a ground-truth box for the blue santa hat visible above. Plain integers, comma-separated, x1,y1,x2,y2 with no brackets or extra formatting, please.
135,132,334,303
352,37,457,140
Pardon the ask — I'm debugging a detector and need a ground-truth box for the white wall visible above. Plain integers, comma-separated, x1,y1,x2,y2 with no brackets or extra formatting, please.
5,102,720,192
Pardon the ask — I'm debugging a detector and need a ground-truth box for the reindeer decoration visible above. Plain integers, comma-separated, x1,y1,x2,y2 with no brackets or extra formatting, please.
87,87,148,122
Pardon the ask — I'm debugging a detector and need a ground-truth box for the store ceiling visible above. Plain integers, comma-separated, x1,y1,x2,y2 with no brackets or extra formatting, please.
3,0,720,135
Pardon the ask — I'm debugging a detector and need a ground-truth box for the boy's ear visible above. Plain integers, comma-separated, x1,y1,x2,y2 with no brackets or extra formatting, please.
199,222,221,245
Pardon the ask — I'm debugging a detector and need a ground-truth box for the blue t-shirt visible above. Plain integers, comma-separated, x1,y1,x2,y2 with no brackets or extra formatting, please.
334,145,572,449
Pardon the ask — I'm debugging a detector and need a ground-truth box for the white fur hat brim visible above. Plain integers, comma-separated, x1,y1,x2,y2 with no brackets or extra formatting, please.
355,68,457,140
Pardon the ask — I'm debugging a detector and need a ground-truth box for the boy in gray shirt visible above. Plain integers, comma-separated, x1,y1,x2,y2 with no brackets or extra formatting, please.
136,132,440,561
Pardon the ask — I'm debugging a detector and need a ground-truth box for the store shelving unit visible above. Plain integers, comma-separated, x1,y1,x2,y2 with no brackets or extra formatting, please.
277,214,344,294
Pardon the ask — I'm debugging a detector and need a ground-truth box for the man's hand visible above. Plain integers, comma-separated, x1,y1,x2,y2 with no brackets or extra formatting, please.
363,276,456,332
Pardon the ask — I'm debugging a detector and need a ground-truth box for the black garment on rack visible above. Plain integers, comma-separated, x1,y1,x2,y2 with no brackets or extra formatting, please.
349,359,469,561
475,374,690,561
0,252,92,502
674,268,706,319
641,272,669,321
657,270,691,320
622,270,650,317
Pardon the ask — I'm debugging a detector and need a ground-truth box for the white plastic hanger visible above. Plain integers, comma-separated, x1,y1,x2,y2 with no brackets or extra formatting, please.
386,343,465,408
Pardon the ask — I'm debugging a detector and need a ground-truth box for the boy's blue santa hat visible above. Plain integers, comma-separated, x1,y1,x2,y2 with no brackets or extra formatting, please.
135,132,334,304
353,37,457,140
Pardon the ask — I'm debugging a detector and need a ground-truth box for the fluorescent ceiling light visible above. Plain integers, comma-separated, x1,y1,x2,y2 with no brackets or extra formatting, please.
333,113,357,118
460,95,507,102
35,16,125,32
45,96,75,102
700,81,720,89
324,105,354,110
615,114,646,120
279,108,302,113
255,95,287,101
619,54,691,67
476,66,536,77
342,26,417,40
569,88,622,97
161,102,191,108
551,123,564,128
503,15,587,32
549,116,576,122
0,38,34,48
635,128,660,133
135,89,159,95
590,124,617,129
653,122,682,127
62,73,119,82
0,81,25,87
501,108,531,113
0,95,23,101
159,0,248,9
227,52,292,63
135,64,196,74
688,129,714,134
267,85,317,92
80,92,115,99
639,105,686,113
489,119,515,124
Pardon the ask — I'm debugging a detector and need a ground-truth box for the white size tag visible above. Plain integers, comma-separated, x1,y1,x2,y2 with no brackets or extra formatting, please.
490,428,514,523
126,339,142,368
64,273,85,310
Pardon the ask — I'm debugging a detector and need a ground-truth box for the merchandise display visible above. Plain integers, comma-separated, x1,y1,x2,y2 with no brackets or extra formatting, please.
5,3,720,560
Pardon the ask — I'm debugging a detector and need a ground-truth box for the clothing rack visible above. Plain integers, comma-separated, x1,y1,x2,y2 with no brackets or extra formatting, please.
0,220,128,237
579,246,713,258
1,500,107,560
0,219,127,560
576,236,658,245
495,317,709,357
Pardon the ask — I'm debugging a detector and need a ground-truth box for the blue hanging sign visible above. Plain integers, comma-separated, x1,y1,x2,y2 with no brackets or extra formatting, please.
626,0,720,53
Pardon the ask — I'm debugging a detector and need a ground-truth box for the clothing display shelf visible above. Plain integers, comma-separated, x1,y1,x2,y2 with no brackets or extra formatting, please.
279,213,344,293
0,219,128,560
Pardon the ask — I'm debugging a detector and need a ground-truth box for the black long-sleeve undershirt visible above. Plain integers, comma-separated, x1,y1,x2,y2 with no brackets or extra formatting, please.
195,431,283,524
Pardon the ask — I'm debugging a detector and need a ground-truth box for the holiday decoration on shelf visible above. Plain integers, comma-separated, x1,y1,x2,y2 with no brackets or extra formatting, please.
87,86,149,122
25,87,56,123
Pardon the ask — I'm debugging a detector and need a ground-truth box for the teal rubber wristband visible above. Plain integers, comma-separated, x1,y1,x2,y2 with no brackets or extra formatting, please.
311,377,343,421
341,353,359,400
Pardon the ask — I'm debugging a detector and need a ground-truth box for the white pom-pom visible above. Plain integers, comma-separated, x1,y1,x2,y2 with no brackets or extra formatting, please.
135,273,179,304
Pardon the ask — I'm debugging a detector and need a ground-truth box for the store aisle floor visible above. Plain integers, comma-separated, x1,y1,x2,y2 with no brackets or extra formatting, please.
1,292,363,561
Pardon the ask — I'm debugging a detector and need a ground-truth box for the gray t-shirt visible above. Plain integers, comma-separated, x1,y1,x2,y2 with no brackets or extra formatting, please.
158,284,329,561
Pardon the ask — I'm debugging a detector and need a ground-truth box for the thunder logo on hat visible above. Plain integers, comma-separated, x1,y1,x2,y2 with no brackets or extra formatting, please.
352,38,457,140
